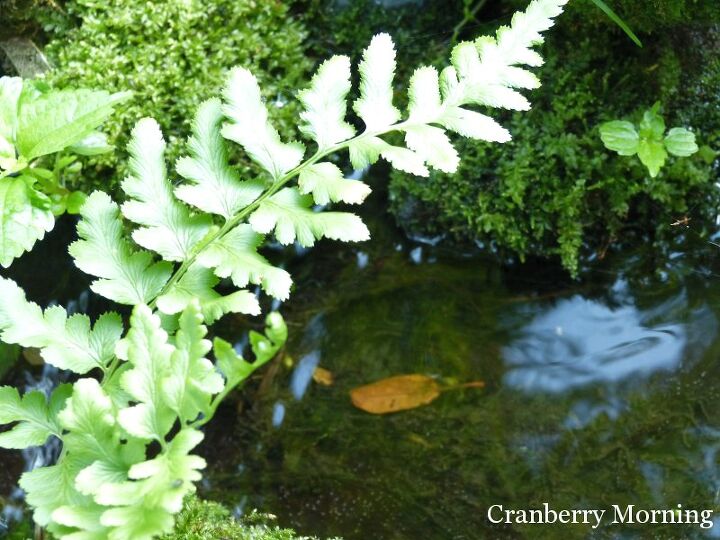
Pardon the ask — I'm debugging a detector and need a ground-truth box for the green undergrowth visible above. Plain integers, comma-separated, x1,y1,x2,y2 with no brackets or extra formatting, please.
35,0,312,190
383,2,720,273
4,498,340,539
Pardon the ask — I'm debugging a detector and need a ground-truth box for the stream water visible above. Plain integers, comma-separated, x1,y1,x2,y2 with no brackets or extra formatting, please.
2,176,720,539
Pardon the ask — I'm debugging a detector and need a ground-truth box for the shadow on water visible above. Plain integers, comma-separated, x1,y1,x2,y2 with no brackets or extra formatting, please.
4,176,720,539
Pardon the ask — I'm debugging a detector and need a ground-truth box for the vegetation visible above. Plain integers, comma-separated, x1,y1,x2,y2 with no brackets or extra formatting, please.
600,102,699,177
0,1,569,537
0,76,127,266
387,3,720,273
36,0,312,188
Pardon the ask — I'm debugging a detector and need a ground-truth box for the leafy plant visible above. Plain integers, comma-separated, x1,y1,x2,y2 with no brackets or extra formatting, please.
389,7,719,274
0,0,568,537
0,76,127,267
600,102,699,177
38,0,312,188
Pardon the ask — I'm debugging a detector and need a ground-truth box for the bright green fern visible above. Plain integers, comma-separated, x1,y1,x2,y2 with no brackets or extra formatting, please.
0,0,568,538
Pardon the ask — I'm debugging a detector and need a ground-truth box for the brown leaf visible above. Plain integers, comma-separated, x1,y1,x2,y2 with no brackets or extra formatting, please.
313,366,334,386
350,374,441,414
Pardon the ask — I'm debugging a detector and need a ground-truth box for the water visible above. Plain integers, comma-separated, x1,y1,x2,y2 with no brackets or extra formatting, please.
3,183,720,538
197,189,720,539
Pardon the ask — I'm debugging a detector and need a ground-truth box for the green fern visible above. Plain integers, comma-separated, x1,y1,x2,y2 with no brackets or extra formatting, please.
0,0,568,538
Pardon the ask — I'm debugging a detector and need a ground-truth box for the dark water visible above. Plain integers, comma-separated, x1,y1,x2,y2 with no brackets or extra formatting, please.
3,181,720,539
198,187,720,540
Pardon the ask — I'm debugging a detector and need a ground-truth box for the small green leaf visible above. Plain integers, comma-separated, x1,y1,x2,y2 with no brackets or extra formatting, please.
156,263,260,323
117,305,175,441
664,127,698,157
161,301,224,423
222,67,305,180
637,139,668,177
588,0,642,47
0,276,123,374
213,312,287,388
0,385,69,449
0,176,54,267
639,104,666,141
66,191,88,214
298,56,356,149
353,33,400,130
16,89,130,161
197,224,293,301
0,76,23,142
121,118,211,262
69,131,114,156
599,121,640,156
298,162,371,205
176,99,264,220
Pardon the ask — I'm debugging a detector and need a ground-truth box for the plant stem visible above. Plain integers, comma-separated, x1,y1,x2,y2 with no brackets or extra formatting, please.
147,121,410,308
450,0,488,46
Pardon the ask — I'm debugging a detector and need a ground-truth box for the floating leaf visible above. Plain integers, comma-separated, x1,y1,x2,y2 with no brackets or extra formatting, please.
350,375,485,414
350,374,441,414
312,367,334,386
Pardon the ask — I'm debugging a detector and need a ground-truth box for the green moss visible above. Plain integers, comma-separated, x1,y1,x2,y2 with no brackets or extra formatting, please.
37,0,312,190
388,6,720,274
163,498,338,540
569,0,720,34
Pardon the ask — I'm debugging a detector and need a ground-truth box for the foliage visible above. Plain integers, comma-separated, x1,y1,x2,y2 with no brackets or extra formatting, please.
0,1,569,536
38,0,312,188
164,498,339,540
600,102,698,177
569,0,720,33
389,10,720,273
0,76,126,267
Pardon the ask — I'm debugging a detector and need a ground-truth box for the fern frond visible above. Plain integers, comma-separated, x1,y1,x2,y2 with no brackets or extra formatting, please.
176,99,264,220
121,119,211,261
0,277,123,374
222,67,305,180
70,192,172,305
249,187,370,247
298,56,356,149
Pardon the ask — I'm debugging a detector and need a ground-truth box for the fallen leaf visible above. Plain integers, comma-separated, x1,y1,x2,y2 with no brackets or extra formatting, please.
350,374,440,414
313,366,334,386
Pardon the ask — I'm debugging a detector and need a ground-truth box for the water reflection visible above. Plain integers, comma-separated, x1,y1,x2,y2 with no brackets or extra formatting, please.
502,281,716,394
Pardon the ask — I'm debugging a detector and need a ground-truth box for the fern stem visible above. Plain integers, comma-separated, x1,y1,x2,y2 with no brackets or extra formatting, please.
148,121,411,308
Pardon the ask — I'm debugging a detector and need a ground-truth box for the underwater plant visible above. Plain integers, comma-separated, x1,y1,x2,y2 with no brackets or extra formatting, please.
0,77,127,267
0,0,568,537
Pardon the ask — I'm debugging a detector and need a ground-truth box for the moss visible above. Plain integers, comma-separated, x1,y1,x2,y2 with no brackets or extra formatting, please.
568,0,720,34
36,0,312,190
163,498,338,540
387,5,720,274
